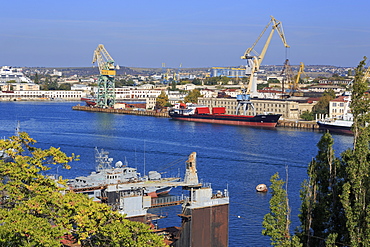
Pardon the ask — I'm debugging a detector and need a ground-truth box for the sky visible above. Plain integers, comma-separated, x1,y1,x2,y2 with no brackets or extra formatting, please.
1,0,369,68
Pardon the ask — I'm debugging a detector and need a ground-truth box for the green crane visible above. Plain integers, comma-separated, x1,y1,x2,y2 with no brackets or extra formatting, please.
92,44,118,108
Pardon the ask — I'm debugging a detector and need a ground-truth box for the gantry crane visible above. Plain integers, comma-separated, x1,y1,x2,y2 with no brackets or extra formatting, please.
236,16,289,115
92,44,117,108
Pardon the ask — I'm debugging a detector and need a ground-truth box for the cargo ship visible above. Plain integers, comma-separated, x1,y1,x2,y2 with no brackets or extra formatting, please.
168,103,281,127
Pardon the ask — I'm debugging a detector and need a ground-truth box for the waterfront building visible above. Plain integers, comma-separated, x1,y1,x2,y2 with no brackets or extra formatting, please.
329,95,351,119
198,97,315,120
0,90,83,101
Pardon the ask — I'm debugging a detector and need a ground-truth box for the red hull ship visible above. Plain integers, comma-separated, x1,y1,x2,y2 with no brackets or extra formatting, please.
169,103,281,127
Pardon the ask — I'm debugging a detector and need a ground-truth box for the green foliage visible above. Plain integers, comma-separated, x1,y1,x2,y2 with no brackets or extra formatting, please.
116,79,135,87
257,83,269,90
192,78,202,85
0,133,166,246
268,78,280,84
340,57,370,247
32,73,40,84
300,110,314,121
295,58,370,247
262,173,301,247
298,132,347,246
58,83,71,90
312,90,336,115
323,89,336,99
170,80,177,91
184,89,201,103
155,91,169,109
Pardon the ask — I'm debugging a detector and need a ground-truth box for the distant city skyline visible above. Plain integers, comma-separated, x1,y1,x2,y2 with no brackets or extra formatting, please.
1,0,369,68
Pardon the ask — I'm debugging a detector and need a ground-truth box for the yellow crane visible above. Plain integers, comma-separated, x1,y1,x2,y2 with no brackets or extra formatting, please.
92,44,117,108
292,62,305,95
236,16,289,115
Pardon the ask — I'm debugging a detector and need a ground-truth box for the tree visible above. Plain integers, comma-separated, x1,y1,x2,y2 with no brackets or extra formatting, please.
58,83,71,90
0,132,166,246
268,78,280,84
323,89,336,99
298,132,346,247
312,90,336,116
155,91,169,109
184,89,201,103
34,73,40,84
192,78,202,85
300,110,314,121
171,80,177,91
262,172,302,247
340,57,370,247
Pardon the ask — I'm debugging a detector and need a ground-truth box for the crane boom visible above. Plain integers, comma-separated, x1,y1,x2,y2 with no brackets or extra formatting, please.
294,62,305,91
92,44,116,76
92,44,117,108
236,16,289,115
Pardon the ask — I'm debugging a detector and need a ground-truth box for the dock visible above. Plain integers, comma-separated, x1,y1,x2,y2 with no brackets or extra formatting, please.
72,105,169,118
72,105,321,130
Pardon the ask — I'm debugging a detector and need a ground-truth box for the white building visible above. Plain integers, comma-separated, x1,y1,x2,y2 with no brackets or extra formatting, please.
0,66,32,83
0,90,83,101
329,96,351,119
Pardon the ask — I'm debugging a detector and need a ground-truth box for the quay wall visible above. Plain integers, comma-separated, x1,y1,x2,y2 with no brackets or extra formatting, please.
72,105,320,130
72,105,169,118
277,120,319,130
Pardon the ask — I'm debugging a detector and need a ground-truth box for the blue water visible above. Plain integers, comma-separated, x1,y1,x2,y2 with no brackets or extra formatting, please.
0,101,354,246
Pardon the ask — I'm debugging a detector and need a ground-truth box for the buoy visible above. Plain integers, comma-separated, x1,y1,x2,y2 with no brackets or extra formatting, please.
256,184,268,192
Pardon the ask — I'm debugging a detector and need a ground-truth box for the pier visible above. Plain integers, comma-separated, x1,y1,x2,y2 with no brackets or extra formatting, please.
277,119,320,130
72,105,321,130
72,105,169,117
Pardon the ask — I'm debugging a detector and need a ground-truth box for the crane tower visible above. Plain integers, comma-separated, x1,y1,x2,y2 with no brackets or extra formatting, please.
92,44,117,108
236,16,289,115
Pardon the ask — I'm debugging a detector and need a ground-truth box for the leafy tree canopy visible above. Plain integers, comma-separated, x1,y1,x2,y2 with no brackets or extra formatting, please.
184,89,201,103
155,91,169,109
0,133,166,246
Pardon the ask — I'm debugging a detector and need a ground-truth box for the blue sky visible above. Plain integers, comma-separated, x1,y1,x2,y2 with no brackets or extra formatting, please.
1,0,369,68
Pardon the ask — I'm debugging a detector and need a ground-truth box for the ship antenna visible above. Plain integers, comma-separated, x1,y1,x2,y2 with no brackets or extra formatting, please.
15,121,20,136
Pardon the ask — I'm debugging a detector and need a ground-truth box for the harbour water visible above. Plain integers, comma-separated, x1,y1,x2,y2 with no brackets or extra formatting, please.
0,101,353,246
